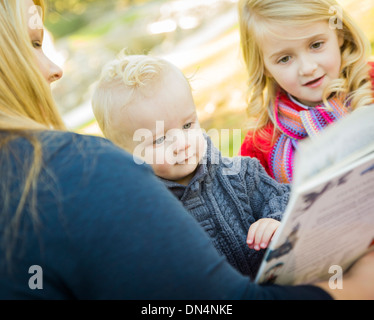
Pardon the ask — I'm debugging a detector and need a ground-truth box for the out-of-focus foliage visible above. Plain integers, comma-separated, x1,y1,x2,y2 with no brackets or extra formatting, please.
44,0,158,38
46,0,373,157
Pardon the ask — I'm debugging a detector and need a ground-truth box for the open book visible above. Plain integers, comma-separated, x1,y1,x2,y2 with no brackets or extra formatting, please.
255,105,374,285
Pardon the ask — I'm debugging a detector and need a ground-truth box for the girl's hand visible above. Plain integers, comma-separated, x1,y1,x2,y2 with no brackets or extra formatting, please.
247,218,281,251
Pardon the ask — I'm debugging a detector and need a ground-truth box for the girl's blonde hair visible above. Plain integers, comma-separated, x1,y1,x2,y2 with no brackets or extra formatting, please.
92,51,167,146
238,0,373,136
0,0,66,264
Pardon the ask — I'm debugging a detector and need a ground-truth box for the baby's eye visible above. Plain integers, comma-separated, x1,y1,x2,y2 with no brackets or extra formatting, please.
183,123,192,130
278,56,291,64
311,41,323,49
154,136,166,145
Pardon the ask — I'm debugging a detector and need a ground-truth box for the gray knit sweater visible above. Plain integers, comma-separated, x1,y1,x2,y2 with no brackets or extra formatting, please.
160,137,290,279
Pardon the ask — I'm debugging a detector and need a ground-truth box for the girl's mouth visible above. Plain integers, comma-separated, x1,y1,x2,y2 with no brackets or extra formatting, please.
303,75,325,88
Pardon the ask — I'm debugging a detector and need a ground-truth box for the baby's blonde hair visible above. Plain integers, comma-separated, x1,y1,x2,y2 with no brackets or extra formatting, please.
238,0,373,137
92,51,167,146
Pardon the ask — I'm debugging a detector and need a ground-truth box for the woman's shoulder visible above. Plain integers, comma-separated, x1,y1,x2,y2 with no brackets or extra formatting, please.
38,130,134,164
34,130,151,185
39,130,117,153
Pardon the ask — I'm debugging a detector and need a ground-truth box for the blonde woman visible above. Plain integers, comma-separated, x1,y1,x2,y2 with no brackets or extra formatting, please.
238,0,374,183
1,0,374,300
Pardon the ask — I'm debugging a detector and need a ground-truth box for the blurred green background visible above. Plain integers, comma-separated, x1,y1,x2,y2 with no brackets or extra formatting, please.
44,0,374,157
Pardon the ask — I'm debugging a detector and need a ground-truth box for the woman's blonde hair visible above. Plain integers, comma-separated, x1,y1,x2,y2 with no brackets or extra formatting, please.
238,0,373,137
92,51,167,147
0,0,65,130
0,0,66,264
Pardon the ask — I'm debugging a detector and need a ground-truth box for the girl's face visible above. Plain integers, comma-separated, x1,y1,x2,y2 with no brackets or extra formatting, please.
261,21,344,107
25,0,63,84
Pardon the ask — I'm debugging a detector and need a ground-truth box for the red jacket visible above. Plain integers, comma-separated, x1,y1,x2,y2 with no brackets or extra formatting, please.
240,61,374,178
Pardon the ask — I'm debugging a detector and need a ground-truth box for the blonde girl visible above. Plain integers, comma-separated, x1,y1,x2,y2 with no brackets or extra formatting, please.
238,0,374,183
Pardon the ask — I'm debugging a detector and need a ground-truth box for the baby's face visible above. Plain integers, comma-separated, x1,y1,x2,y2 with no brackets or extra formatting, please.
118,65,206,185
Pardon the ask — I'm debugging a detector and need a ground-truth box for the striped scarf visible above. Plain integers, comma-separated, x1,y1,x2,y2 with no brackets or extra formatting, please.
269,91,349,184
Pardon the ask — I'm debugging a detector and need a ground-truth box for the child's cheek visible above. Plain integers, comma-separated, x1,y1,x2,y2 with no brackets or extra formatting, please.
153,145,169,166
148,146,173,179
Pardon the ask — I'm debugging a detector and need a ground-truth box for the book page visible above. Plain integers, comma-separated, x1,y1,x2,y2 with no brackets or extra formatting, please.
256,106,374,285
255,152,374,285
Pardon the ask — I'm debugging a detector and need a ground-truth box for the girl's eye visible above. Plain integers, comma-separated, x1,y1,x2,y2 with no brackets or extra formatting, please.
311,41,323,49
183,123,192,130
278,56,291,64
32,41,42,49
154,136,166,145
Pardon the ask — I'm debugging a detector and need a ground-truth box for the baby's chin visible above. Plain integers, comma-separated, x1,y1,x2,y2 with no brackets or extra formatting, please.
161,163,200,185
173,170,198,186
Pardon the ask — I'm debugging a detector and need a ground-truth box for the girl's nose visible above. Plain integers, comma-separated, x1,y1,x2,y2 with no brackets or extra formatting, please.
298,56,318,76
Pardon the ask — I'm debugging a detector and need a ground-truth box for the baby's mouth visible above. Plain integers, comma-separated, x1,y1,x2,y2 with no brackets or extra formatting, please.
176,152,195,164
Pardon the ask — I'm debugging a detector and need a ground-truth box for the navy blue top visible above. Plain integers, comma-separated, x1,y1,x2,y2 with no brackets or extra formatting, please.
0,131,332,299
